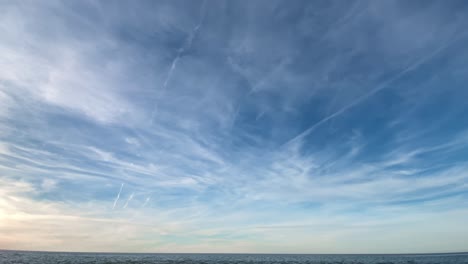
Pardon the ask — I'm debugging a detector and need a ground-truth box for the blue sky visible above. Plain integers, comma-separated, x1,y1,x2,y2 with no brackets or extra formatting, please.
1,0,468,253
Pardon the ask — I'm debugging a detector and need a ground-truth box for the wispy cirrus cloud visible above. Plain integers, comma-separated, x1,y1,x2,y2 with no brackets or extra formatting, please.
1,0,468,253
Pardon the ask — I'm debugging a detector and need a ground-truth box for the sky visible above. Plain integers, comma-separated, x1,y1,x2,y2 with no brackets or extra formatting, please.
1,0,468,254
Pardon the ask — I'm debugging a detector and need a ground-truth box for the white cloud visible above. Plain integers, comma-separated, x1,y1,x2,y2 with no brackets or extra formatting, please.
1,0,468,254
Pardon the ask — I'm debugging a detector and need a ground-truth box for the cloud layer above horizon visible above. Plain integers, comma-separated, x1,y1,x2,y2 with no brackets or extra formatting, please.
1,0,468,253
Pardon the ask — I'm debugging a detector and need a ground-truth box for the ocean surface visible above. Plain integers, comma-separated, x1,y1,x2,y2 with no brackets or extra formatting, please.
1,251,467,264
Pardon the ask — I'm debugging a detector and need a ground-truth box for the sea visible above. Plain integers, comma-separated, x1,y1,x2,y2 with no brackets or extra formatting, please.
1,251,467,264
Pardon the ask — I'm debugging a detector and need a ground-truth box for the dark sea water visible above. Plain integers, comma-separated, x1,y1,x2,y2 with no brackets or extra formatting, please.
1,251,467,264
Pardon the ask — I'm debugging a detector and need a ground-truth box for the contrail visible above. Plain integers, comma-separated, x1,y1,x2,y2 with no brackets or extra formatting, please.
283,31,465,148
162,57,180,90
142,196,151,207
112,183,124,210
162,0,206,89
123,192,134,209
150,0,207,124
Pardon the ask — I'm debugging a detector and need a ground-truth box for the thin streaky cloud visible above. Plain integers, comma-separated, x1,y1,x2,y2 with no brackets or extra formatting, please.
112,183,124,210
282,29,467,148
142,196,151,207
1,0,468,253
123,192,134,209
150,0,207,125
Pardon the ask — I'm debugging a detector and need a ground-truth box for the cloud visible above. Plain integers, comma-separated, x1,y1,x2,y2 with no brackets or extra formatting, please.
142,196,151,208
283,31,464,147
112,184,124,210
123,192,134,209
1,0,468,253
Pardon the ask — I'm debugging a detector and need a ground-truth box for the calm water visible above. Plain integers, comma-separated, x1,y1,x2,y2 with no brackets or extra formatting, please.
1,251,468,264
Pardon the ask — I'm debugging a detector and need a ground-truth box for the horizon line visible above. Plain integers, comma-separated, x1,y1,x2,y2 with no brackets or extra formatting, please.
1,249,468,256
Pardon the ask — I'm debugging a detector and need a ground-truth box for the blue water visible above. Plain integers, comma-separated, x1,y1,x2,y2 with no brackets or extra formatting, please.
1,251,468,264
